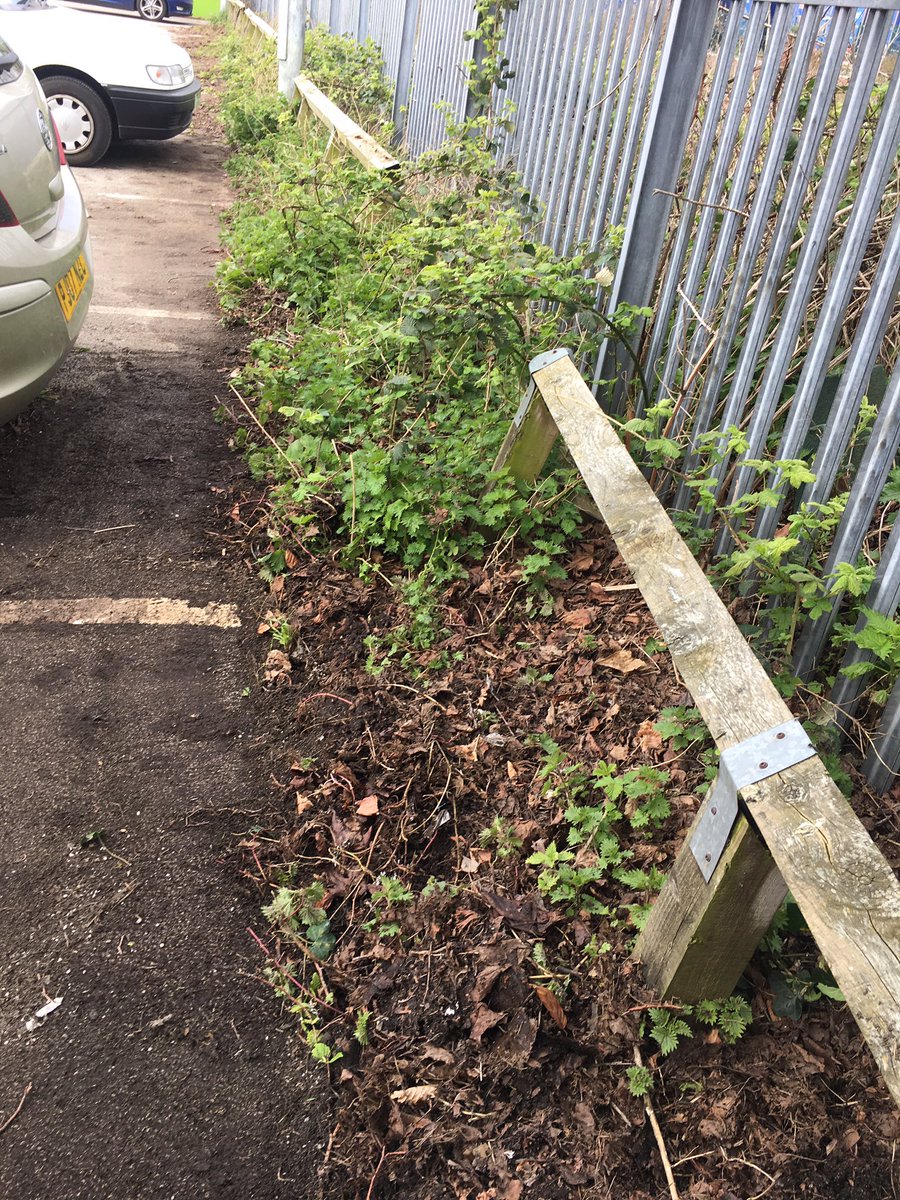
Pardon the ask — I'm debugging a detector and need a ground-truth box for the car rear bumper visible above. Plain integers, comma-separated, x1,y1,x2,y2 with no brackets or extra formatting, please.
0,257,92,422
0,163,92,422
106,79,201,141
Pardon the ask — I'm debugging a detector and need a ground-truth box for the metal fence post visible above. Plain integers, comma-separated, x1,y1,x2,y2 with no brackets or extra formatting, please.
356,0,369,41
277,0,307,97
595,0,718,403
392,0,420,140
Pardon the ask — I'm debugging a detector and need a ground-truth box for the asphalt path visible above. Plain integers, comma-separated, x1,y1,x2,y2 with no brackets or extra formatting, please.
0,37,324,1198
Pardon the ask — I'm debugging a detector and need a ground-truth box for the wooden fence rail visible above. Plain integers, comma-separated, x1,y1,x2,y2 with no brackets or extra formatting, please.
496,348,900,1108
227,0,399,171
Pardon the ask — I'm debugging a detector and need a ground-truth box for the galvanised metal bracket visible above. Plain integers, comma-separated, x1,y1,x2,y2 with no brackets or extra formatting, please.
691,719,816,882
529,347,572,376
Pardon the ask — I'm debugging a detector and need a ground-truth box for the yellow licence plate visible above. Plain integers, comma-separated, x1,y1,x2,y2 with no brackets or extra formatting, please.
55,253,90,322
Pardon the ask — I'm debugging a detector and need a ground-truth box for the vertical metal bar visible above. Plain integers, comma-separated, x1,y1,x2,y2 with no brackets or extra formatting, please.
794,366,900,679
357,0,369,41
719,9,892,546
644,0,747,409
586,0,659,253
521,0,571,191
558,1,625,257
863,671,900,793
753,61,900,545
680,5,791,390
573,1,632,247
654,4,771,410
506,0,551,166
496,1,524,159
672,7,820,505
405,0,436,153
543,0,608,252
540,0,595,238
607,0,665,232
392,0,420,142
593,0,720,398
830,515,900,727
682,7,852,514
537,2,590,226
804,215,900,514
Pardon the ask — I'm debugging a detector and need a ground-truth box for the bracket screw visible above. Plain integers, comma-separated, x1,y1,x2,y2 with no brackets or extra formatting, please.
776,731,786,740
759,761,768,769
711,806,717,815
704,853,711,862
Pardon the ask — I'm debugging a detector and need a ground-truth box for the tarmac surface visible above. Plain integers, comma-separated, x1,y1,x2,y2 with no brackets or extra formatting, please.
0,31,324,1198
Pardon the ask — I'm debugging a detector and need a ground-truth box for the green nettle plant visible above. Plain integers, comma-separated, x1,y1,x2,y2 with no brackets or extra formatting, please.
214,22,627,605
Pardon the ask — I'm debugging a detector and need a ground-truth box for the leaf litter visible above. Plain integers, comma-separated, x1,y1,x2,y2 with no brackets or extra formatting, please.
232,518,900,1199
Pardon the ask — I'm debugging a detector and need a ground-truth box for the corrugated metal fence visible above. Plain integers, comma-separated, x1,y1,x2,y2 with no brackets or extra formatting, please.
243,0,900,788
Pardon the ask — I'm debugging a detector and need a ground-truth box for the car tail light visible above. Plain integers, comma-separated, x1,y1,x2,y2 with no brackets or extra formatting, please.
51,116,67,165
0,189,17,227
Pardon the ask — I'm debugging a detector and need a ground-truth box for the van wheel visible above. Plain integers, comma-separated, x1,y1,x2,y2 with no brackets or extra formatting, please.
41,76,113,167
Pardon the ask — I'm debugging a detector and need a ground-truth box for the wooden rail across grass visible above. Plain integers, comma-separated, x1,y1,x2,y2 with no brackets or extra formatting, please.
496,348,900,1107
226,0,398,172
227,0,277,43
293,77,399,171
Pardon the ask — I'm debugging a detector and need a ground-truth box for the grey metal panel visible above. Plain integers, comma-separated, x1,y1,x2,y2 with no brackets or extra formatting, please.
795,365,900,679
520,0,572,191
585,0,659,256
654,3,771,414
830,511,900,726
557,1,629,258
542,0,608,252
670,5,820,503
593,0,720,397
572,2,631,248
863,677,900,795
718,7,893,552
607,0,665,232
537,1,591,231
679,7,852,514
754,63,900,545
804,214,900,515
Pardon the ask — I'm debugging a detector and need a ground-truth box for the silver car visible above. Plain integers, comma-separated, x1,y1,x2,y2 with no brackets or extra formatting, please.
0,33,92,422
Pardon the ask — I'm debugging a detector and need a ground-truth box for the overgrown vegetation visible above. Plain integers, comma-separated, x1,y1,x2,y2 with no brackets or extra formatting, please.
214,0,867,1030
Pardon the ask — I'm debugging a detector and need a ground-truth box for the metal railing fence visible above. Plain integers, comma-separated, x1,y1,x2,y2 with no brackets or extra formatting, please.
238,0,900,787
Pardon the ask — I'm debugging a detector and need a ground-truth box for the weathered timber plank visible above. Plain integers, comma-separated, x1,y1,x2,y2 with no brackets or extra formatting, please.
640,807,786,1000
531,351,900,1107
293,76,399,171
491,386,558,482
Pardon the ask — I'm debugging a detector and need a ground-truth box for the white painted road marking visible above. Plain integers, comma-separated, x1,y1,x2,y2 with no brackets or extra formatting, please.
100,192,229,208
0,598,241,628
90,305,214,322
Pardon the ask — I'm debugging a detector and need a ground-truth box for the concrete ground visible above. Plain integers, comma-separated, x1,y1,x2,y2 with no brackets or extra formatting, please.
0,31,325,1198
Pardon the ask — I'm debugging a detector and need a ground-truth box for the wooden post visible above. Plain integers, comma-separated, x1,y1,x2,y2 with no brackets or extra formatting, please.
508,349,900,1107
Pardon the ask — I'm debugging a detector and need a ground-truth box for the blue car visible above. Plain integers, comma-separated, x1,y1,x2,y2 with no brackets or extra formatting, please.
57,0,192,21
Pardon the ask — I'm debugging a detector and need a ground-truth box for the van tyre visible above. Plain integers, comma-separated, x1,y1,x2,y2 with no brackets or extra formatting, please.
41,75,113,167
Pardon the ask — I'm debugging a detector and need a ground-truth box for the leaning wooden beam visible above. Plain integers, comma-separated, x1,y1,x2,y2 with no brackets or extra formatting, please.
226,0,276,42
498,348,900,1108
293,76,400,171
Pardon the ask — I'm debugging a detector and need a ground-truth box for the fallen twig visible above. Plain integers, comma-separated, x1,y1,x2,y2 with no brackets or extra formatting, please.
0,1083,32,1135
634,1046,680,1200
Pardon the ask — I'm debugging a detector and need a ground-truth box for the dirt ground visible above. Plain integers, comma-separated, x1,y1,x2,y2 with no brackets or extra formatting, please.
0,23,326,1199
